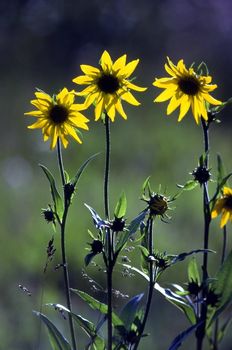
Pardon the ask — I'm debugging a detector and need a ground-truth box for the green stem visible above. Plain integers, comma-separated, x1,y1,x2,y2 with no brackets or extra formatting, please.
57,139,77,350
134,216,155,350
103,115,113,350
196,119,211,350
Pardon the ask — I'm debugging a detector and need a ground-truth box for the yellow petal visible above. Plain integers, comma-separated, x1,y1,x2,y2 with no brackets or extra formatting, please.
153,77,176,88
73,75,94,85
220,210,230,228
178,95,191,121
50,127,58,149
223,187,232,196
28,119,48,129
80,65,100,76
100,50,113,73
202,93,222,106
167,95,182,115
112,54,127,72
118,59,139,78
60,134,69,148
35,92,52,102
115,99,127,119
126,81,147,92
65,124,82,144
25,110,43,116
95,96,105,121
120,91,140,106
154,88,175,102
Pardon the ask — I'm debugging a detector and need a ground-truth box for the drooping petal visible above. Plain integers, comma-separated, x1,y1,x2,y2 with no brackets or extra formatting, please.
115,99,127,119
220,210,230,228
126,81,147,91
120,91,140,105
167,94,182,115
178,95,191,121
154,88,175,102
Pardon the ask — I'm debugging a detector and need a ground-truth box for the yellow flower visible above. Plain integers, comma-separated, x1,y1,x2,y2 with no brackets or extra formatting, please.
25,88,89,149
212,187,232,228
153,57,222,124
73,50,147,122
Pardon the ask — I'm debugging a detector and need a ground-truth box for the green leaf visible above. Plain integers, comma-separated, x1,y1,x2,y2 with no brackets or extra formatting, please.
177,180,198,191
217,154,225,185
71,289,123,326
142,176,151,195
188,257,200,285
46,303,105,350
168,322,202,350
154,283,196,325
34,311,71,350
168,249,214,266
208,249,232,326
119,294,144,331
115,209,147,254
114,192,127,219
217,316,232,344
39,164,63,221
70,153,99,188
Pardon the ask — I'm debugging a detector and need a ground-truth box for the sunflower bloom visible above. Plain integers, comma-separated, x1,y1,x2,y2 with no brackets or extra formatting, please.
211,187,232,228
73,50,147,122
25,88,89,149
153,57,222,124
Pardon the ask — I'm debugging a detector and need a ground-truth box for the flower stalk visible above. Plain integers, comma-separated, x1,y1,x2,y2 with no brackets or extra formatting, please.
57,139,77,350
196,119,211,350
103,115,113,350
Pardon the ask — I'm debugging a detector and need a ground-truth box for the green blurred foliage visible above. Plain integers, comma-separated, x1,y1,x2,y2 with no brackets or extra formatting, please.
0,0,232,349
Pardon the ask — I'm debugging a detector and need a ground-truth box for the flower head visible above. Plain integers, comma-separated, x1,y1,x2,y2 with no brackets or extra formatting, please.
153,57,222,124
73,50,147,122
211,186,232,227
25,88,89,149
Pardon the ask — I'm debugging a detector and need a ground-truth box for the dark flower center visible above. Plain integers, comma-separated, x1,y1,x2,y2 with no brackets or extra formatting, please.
49,105,68,124
225,195,232,209
97,73,120,94
178,76,200,95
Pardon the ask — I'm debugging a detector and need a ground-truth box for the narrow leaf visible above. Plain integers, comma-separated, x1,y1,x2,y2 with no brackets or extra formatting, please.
39,164,63,221
119,294,144,331
85,204,108,230
154,283,196,324
188,257,200,284
169,249,214,266
71,289,123,326
114,192,127,219
71,153,99,188
168,322,202,350
177,180,198,191
115,209,147,254
34,311,71,350
208,249,232,326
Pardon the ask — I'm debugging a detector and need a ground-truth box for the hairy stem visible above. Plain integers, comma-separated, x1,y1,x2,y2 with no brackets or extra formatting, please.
196,119,211,350
57,139,77,350
104,115,113,350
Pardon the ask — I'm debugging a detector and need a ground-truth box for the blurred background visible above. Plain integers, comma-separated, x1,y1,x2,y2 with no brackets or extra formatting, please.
0,0,232,349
